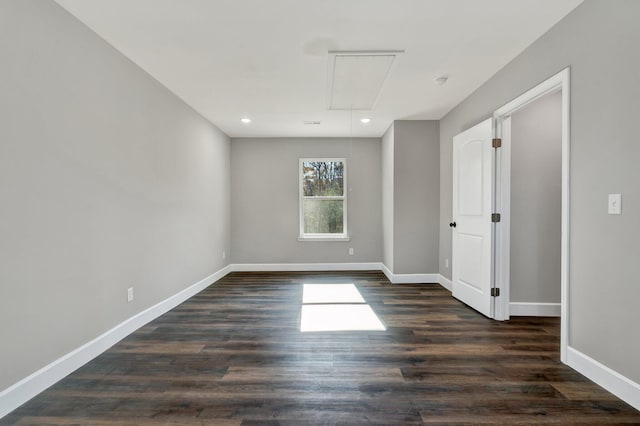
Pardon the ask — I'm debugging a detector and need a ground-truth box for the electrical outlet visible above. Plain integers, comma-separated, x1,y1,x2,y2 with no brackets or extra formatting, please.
222,250,226,260
127,287,134,303
348,247,354,255
445,258,449,268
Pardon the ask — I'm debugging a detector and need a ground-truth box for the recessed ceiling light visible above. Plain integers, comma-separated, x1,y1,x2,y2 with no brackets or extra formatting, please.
240,117,251,124
360,118,371,124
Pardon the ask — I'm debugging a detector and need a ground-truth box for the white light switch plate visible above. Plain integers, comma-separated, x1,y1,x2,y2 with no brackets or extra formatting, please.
608,193,622,215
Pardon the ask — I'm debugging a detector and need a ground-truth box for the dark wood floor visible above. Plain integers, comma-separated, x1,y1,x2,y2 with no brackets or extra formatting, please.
3,271,639,425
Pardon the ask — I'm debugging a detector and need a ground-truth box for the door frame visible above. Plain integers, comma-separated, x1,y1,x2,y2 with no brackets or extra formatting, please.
492,67,570,362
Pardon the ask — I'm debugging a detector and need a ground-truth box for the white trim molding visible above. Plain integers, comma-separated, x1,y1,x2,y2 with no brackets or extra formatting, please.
0,265,232,419
231,262,381,272
509,302,561,317
567,346,640,411
232,262,436,281
390,273,439,284
381,263,393,282
224,262,441,281
297,236,350,242
438,274,452,292
380,264,439,284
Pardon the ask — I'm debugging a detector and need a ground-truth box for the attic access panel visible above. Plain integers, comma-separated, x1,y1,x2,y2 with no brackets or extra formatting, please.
327,50,402,110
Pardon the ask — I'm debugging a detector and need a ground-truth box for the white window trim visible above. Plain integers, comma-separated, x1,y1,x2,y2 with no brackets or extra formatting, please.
298,158,348,241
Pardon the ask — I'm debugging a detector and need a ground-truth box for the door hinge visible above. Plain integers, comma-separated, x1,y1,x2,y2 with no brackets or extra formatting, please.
492,138,502,148
491,213,501,223
491,287,500,297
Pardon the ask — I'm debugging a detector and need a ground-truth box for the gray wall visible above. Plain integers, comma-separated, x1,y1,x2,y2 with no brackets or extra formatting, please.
0,0,231,391
230,138,382,263
440,0,640,382
381,125,395,271
510,92,562,304
393,121,440,275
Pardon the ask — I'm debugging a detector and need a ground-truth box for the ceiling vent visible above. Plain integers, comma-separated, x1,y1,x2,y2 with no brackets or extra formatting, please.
303,120,322,125
327,50,403,111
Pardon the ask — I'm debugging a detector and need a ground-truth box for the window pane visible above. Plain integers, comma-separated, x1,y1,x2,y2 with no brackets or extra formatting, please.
303,200,344,234
302,161,344,196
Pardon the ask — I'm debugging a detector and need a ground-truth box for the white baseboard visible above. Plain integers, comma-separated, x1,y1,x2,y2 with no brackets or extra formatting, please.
0,265,232,419
379,264,439,284
230,262,440,284
438,274,452,292
567,346,640,411
230,262,382,272
509,302,561,317
381,263,393,282
391,273,440,284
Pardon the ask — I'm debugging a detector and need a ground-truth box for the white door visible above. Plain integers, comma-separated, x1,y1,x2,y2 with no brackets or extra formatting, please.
452,118,494,318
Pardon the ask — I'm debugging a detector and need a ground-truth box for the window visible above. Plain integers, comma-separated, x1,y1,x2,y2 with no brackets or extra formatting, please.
299,159,347,240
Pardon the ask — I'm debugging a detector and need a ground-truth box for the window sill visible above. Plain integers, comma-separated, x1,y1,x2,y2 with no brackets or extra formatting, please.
298,234,350,242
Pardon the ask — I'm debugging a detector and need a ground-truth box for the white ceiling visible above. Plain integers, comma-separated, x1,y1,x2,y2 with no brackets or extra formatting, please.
54,0,582,138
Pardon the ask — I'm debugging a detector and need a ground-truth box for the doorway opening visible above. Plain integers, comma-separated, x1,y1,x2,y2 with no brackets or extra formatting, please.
493,68,570,362
450,68,570,362
499,90,562,320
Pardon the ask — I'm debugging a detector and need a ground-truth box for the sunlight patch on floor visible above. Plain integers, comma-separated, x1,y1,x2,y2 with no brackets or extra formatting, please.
302,283,365,304
300,304,386,332
300,283,386,332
